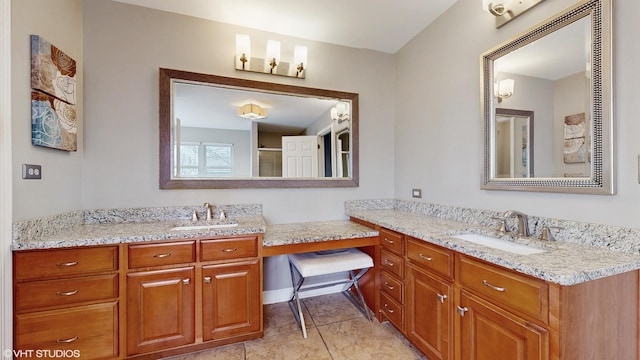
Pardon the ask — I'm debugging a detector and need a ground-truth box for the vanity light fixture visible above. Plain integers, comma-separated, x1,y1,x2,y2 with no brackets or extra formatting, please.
237,103,267,120
495,78,514,103
331,102,349,123
235,34,307,79
482,0,546,28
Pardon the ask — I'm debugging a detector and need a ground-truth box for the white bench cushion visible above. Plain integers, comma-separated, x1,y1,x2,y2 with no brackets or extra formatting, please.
288,248,373,277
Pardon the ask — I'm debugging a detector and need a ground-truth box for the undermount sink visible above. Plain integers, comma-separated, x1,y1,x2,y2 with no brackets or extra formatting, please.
451,233,546,255
171,222,238,231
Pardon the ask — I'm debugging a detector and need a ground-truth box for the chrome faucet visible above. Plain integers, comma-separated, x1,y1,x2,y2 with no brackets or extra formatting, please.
503,210,530,237
203,202,212,221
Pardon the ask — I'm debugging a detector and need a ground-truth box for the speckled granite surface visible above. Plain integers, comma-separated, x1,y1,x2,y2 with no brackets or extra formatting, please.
346,202,640,286
12,204,266,250
263,221,379,247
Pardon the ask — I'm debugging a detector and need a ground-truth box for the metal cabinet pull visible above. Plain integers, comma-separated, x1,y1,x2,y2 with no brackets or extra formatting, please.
204,276,212,283
56,290,79,296
384,303,395,314
153,253,171,258
223,248,238,253
419,253,433,261
384,238,394,244
56,336,78,343
384,282,395,290
437,293,447,303
384,259,394,267
457,306,468,317
56,261,78,267
482,280,505,292
182,278,191,285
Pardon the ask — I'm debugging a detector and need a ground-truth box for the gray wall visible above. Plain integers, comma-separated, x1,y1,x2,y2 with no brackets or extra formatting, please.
394,0,640,228
11,0,83,221
80,0,395,225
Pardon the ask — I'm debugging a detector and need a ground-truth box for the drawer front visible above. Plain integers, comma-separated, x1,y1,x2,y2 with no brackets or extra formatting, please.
380,271,403,303
15,302,119,360
380,250,404,279
407,238,453,279
128,241,195,268
458,255,548,322
380,228,403,256
15,274,118,311
14,247,118,281
380,292,404,331
200,236,258,261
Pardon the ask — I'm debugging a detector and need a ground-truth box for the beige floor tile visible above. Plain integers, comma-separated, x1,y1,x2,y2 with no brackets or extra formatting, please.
303,292,365,326
245,327,332,360
318,317,422,360
164,343,245,360
264,301,315,337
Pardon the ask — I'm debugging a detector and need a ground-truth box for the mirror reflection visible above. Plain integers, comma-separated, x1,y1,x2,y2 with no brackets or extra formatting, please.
481,0,613,194
159,68,359,189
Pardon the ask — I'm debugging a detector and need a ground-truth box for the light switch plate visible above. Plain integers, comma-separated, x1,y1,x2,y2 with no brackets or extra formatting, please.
22,164,42,179
412,189,422,198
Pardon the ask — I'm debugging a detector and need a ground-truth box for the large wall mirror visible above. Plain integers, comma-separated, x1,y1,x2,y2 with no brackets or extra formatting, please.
159,68,359,189
480,0,613,194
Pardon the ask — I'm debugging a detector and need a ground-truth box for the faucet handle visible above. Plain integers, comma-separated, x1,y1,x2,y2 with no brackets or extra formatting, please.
491,217,507,233
539,226,563,241
191,210,199,222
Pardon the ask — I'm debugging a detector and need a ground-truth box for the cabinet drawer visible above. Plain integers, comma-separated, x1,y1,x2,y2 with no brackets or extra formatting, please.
15,302,119,360
380,271,403,303
14,246,118,281
380,228,403,256
201,236,258,261
15,274,118,311
128,241,195,268
380,292,404,331
458,255,548,322
380,250,404,279
407,237,453,279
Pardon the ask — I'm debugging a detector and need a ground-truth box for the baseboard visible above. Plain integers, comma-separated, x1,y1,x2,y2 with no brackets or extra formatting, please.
263,284,348,305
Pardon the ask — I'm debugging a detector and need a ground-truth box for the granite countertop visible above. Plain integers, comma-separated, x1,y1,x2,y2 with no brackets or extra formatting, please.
11,216,267,251
263,220,379,247
347,209,640,286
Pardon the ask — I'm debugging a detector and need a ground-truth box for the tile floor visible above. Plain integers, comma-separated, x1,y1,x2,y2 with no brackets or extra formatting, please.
166,293,426,360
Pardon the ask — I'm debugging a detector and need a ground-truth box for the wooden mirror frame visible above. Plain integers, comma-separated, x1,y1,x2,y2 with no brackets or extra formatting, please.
159,68,359,189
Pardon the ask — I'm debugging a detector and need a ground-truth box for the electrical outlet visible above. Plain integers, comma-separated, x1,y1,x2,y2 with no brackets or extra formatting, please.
412,189,422,198
22,164,42,179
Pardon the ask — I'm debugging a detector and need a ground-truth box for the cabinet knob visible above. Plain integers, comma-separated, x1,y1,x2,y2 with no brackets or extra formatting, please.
182,278,191,285
383,259,394,267
153,253,171,258
223,248,238,253
204,276,212,283
383,303,395,314
437,293,447,303
384,282,395,290
482,279,505,292
457,306,469,317
56,336,78,343
383,238,394,244
55,261,78,267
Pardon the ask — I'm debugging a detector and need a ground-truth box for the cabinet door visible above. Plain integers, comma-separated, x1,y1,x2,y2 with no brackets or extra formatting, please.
202,260,261,341
458,290,548,360
126,267,195,355
406,265,453,360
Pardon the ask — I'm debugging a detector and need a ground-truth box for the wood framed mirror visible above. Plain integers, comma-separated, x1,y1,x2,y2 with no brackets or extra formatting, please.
159,68,359,189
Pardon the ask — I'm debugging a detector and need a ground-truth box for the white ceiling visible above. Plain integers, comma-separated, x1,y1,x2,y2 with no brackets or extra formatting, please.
113,0,458,54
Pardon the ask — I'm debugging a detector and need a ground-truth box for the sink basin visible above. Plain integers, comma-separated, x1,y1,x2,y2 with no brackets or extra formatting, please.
171,223,238,231
451,233,546,255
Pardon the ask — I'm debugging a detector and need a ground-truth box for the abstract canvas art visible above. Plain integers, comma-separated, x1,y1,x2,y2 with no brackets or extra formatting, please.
563,112,588,163
30,35,77,151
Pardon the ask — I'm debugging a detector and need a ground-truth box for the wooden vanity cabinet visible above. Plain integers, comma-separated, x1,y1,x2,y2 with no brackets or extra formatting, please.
13,246,120,360
378,228,405,331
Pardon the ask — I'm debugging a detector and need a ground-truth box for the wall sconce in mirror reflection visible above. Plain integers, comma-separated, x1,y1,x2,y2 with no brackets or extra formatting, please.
237,103,267,120
495,78,514,103
235,34,307,79
331,102,350,123
482,0,546,28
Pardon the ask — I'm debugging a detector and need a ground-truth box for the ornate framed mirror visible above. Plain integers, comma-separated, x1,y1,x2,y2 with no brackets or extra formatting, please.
159,68,359,189
480,0,613,194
